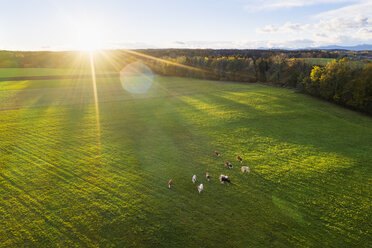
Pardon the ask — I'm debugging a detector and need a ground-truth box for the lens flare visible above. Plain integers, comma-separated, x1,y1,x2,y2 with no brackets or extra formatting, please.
89,52,101,156
120,62,153,94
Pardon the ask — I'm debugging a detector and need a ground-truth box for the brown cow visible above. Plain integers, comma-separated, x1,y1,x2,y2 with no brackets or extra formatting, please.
225,161,233,169
168,179,173,189
237,155,243,163
214,151,221,157
206,172,210,181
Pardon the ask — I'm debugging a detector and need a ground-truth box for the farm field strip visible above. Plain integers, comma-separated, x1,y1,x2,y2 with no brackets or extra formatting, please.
0,68,117,79
0,84,261,112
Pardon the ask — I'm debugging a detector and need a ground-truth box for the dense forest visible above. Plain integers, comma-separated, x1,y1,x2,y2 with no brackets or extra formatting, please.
0,49,371,115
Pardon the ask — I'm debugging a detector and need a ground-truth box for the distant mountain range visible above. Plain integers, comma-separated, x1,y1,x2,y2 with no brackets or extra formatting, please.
303,44,372,51
257,44,372,51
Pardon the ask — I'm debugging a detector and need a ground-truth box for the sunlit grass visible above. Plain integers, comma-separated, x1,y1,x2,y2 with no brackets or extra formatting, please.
0,75,371,247
0,68,116,78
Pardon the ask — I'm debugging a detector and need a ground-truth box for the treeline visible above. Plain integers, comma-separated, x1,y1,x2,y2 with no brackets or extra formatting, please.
138,48,339,59
304,59,372,114
0,49,340,68
148,54,314,85
0,51,82,68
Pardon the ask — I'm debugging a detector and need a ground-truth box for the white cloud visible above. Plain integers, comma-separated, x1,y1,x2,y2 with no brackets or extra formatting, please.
315,16,370,31
267,39,315,48
244,0,358,12
254,0,372,47
109,0,372,50
313,1,371,29
310,1,372,44
257,24,279,33
284,23,307,31
314,33,328,38
314,1,372,19
167,40,257,49
257,22,308,33
142,39,317,50
357,28,372,39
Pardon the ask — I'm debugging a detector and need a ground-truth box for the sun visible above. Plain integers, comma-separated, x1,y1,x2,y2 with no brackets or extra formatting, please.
73,20,104,52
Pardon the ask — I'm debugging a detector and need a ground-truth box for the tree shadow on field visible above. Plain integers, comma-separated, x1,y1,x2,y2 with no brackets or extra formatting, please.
93,84,310,247
208,90,372,163
21,101,150,245
94,85,242,246
122,97,225,246
1,81,46,111
185,90,266,121
98,81,371,247
208,91,372,189
0,76,98,176
1,77,137,244
0,102,105,246
0,172,91,247
0,80,57,174
203,88,372,246
155,91,319,247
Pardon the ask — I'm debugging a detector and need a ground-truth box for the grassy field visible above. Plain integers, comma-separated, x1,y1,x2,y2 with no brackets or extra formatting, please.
298,58,368,68
298,58,335,66
0,68,116,79
0,73,371,247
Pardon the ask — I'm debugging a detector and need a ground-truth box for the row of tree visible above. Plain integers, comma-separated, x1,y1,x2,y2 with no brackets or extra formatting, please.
304,59,372,114
0,49,341,68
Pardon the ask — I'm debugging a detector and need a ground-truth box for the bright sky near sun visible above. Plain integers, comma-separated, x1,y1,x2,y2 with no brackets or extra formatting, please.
0,0,371,50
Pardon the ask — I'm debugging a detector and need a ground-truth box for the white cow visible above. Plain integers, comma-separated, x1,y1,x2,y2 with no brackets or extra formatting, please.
198,184,204,193
192,175,196,184
220,174,231,184
241,166,250,173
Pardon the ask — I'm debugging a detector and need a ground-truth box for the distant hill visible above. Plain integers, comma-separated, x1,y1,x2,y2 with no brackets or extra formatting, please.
256,44,372,51
303,44,372,51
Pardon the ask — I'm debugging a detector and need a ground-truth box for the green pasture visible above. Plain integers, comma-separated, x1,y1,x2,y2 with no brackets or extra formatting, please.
0,73,371,247
298,58,368,68
297,58,335,66
0,68,116,79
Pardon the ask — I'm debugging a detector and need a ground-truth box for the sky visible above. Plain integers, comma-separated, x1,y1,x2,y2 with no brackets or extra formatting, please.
0,0,371,50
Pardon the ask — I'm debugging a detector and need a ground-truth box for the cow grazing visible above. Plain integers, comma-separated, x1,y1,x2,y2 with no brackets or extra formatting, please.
214,151,221,157
198,184,204,193
206,172,210,181
241,166,250,173
168,179,173,189
225,161,233,169
220,175,231,184
192,175,196,184
237,155,243,163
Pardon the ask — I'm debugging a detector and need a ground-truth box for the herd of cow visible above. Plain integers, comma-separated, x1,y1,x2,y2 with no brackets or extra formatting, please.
168,151,251,193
